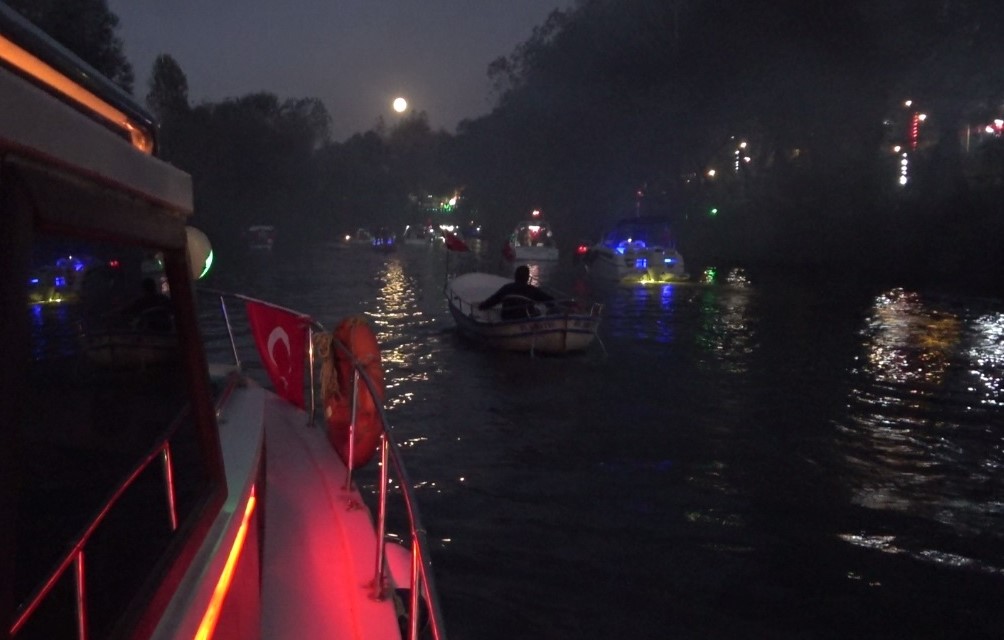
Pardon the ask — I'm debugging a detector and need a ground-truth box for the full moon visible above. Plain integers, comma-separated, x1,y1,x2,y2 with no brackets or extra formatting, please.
392,97,408,113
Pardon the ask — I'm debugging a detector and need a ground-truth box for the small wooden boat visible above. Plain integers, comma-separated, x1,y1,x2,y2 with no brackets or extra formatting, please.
445,272,602,354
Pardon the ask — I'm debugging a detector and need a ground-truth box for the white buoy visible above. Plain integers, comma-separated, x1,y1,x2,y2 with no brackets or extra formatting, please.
185,226,213,279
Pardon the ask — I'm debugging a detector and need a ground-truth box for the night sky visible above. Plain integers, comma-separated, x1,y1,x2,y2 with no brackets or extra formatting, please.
106,0,567,141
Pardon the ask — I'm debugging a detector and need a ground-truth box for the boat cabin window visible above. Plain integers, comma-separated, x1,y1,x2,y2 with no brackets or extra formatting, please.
12,225,216,637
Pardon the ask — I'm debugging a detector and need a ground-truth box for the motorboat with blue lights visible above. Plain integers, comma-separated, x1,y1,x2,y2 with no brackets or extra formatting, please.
371,227,398,252
501,210,560,262
1,7,444,639
445,272,602,354
27,255,117,306
583,216,689,284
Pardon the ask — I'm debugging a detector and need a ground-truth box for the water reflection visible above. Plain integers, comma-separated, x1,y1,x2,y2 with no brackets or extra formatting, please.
30,302,81,361
858,288,960,389
370,257,437,410
598,283,681,344
968,311,1004,408
694,279,755,374
600,271,757,370
839,288,1004,564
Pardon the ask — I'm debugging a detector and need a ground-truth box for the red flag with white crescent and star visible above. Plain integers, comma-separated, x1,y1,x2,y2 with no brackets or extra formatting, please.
245,300,309,408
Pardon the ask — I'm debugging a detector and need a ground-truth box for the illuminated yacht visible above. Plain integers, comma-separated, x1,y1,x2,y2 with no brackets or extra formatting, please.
584,216,689,284
27,255,114,306
502,209,560,262
1,6,444,639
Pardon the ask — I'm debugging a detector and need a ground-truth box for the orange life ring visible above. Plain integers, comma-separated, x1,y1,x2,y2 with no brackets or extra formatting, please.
323,315,385,468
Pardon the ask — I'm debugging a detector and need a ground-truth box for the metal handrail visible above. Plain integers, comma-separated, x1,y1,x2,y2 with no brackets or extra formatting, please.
11,419,183,638
204,289,447,640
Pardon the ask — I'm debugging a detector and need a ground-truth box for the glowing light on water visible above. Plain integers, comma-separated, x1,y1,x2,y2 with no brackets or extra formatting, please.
968,312,1004,407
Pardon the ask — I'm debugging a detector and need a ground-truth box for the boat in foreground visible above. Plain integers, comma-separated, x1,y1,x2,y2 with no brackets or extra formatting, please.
445,272,602,354
584,216,689,284
2,8,444,639
501,211,559,263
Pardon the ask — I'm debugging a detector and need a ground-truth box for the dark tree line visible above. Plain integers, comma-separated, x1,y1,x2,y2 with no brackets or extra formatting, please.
5,0,133,91
459,0,1004,287
12,0,1004,288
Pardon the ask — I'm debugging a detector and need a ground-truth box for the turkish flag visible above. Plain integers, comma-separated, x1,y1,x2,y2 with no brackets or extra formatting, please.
245,300,309,408
443,231,469,252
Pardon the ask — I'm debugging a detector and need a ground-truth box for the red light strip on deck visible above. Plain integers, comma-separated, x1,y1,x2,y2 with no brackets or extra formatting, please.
0,34,154,153
194,487,257,640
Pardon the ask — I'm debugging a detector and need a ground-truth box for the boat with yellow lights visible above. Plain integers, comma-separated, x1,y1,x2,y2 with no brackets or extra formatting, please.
583,216,690,284
1,6,444,639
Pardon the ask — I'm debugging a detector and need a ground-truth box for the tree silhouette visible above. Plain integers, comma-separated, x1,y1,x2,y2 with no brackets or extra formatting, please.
146,54,189,121
6,0,133,92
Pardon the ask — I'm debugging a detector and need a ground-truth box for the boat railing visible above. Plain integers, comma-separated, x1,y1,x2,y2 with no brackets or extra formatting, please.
11,415,186,639
203,288,447,640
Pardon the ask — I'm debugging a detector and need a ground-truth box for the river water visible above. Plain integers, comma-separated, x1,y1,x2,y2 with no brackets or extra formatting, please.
208,242,1004,639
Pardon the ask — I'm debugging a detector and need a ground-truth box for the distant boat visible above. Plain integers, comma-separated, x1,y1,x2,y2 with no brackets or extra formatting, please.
402,224,435,246
246,224,275,251
350,227,373,245
27,255,113,306
445,272,602,355
371,227,397,252
584,216,689,284
502,211,559,262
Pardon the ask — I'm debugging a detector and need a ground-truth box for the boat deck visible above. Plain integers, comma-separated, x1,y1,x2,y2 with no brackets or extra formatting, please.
259,391,402,639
